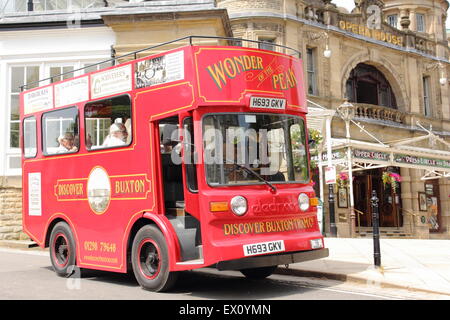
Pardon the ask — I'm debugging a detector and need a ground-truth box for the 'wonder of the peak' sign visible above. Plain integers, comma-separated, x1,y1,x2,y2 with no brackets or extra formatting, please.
194,46,306,111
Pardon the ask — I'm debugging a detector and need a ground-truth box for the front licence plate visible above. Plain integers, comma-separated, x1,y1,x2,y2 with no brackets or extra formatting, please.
249,97,286,110
243,240,285,257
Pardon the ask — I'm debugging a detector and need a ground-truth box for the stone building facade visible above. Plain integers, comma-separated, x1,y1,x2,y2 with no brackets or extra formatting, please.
1,0,450,240
215,0,450,238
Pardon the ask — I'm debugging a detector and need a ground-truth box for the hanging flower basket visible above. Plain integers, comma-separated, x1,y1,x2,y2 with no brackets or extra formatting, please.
336,172,349,188
308,129,323,170
309,129,323,148
382,171,401,193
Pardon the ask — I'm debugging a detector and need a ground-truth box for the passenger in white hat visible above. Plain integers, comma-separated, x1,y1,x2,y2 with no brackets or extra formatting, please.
102,123,128,147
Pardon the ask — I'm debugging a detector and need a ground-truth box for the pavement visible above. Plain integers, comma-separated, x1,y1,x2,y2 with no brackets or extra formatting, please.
277,237,450,297
1,237,450,297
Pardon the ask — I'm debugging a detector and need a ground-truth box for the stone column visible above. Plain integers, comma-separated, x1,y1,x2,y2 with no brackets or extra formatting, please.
329,36,342,101
407,56,421,114
399,167,414,235
438,178,450,237
409,9,416,31
410,169,429,239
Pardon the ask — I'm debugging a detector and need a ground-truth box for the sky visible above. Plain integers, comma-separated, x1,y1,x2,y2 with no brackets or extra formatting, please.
332,0,450,29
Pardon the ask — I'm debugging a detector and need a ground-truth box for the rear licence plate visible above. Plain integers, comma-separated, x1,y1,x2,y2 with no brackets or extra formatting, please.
243,240,285,257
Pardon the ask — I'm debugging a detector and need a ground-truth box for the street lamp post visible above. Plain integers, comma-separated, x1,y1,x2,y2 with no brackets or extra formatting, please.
324,113,337,237
337,100,356,237
328,184,337,237
371,190,381,267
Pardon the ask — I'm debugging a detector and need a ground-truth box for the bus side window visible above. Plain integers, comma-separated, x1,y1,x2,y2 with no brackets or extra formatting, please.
42,107,79,156
23,116,37,158
84,95,132,150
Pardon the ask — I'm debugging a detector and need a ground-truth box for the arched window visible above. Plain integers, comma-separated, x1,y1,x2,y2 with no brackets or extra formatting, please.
346,63,397,109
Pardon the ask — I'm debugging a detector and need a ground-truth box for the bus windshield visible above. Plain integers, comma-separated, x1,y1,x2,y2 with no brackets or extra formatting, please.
203,113,309,186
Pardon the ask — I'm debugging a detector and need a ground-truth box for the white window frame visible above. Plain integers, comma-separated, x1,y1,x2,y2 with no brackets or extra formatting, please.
45,62,78,84
6,64,42,175
85,118,110,148
82,60,112,74
387,14,398,28
416,13,426,33
306,47,317,96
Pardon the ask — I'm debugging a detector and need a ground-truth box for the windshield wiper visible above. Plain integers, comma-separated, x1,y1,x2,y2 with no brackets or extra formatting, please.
228,161,277,193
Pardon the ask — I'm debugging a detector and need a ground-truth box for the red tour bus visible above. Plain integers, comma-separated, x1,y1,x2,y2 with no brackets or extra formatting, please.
20,37,328,292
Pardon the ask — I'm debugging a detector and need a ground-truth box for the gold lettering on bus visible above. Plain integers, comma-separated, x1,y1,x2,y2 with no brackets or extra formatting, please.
272,67,297,90
206,55,264,90
223,217,315,236
114,179,146,194
57,183,84,196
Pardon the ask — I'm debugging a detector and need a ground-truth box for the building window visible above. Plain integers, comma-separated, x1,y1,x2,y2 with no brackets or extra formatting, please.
387,14,398,28
416,13,425,32
10,66,40,149
423,76,431,117
346,63,397,109
83,61,111,74
258,38,276,51
49,66,75,83
306,48,317,95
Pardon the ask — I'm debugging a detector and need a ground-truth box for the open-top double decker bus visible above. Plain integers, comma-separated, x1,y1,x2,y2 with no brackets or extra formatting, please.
20,37,328,291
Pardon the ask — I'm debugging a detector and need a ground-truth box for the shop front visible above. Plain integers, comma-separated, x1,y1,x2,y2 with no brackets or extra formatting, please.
310,115,450,239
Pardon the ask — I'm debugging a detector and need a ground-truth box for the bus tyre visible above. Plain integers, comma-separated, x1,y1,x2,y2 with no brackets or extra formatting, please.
240,265,278,279
131,225,178,292
49,222,77,277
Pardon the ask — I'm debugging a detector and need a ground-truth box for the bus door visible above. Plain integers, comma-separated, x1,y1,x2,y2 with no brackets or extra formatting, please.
157,115,202,262
158,116,184,213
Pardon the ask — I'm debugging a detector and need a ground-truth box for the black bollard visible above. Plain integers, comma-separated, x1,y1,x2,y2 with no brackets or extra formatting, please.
371,190,381,267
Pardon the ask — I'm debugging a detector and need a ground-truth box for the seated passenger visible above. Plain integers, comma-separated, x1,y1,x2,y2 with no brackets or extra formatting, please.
56,132,78,153
102,123,128,147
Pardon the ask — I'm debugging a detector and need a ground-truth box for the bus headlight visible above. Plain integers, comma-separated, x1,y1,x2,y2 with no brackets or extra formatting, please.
298,193,310,212
230,196,248,216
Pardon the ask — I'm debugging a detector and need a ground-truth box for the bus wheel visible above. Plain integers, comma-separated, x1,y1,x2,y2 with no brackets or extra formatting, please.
240,265,278,280
49,222,76,277
131,225,178,292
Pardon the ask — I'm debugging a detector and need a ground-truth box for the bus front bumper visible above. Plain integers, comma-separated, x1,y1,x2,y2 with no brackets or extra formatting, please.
215,248,329,271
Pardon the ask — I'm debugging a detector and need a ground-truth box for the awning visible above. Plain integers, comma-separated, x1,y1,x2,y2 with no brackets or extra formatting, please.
316,130,450,180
